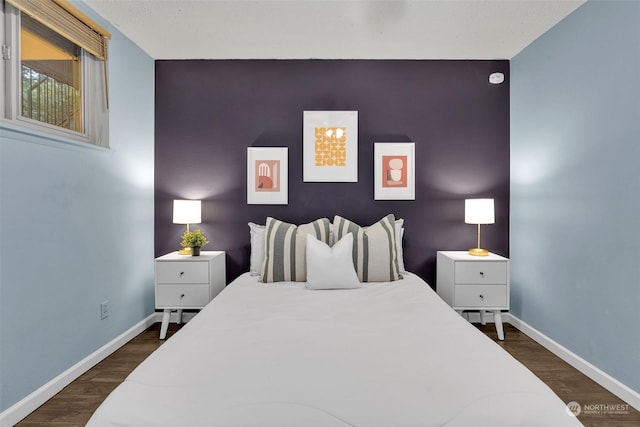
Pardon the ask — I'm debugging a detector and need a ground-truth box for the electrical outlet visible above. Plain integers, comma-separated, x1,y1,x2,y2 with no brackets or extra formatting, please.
100,301,109,320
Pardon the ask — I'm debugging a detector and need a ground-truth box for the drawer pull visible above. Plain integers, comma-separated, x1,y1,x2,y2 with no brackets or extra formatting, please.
479,294,484,300
180,293,185,299
479,272,484,277
179,272,185,277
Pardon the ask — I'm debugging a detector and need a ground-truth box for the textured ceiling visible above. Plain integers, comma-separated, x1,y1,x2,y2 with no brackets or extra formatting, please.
84,0,586,60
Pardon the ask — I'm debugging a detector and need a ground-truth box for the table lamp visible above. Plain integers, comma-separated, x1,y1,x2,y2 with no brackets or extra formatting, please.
173,199,201,255
465,198,494,256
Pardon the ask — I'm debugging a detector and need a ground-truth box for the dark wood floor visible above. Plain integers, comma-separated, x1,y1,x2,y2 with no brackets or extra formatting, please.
475,324,639,427
16,323,639,427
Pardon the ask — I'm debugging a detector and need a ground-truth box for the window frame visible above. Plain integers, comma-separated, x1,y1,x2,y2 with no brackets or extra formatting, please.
1,1,109,149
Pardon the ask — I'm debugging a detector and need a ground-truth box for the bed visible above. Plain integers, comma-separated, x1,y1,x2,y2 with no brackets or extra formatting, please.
87,271,582,426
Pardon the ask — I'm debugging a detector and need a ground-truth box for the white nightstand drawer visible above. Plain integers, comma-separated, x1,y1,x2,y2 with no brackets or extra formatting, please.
454,261,507,285
156,284,209,308
156,261,209,284
455,284,507,308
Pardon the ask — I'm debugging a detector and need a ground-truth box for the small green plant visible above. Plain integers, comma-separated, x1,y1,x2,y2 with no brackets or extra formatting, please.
181,229,209,248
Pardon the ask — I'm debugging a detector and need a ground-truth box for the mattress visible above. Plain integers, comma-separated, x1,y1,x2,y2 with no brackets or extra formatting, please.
87,273,582,426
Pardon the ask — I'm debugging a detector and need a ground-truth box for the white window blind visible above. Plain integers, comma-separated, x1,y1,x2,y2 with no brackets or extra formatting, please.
6,0,111,60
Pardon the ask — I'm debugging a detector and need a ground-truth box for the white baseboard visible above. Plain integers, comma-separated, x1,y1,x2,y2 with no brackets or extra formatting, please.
0,314,158,427
505,313,640,411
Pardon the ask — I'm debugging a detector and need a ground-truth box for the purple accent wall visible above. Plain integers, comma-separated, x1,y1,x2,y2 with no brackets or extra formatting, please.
155,60,510,286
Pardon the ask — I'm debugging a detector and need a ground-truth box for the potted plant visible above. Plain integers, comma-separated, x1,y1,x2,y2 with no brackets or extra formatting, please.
181,229,210,256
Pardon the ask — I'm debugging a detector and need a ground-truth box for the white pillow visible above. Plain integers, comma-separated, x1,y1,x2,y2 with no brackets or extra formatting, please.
305,233,361,290
248,222,265,276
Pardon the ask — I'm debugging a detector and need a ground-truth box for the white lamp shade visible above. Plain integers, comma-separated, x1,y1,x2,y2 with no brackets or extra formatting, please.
465,198,495,224
173,200,201,224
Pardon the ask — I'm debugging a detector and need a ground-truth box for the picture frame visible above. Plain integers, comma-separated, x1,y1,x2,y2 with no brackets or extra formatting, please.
374,142,415,200
303,111,358,182
247,147,288,205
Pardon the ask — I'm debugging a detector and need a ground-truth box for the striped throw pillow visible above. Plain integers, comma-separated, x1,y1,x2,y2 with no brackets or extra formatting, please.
260,217,331,282
333,214,403,282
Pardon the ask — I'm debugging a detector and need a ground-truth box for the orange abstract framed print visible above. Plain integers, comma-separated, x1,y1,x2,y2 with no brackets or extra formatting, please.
374,142,415,200
247,147,288,204
303,111,358,182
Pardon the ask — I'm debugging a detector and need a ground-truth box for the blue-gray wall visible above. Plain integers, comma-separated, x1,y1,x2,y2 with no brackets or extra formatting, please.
0,2,155,411
511,0,640,392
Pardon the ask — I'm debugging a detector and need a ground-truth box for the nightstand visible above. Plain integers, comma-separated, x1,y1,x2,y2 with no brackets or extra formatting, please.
436,251,509,340
155,251,226,339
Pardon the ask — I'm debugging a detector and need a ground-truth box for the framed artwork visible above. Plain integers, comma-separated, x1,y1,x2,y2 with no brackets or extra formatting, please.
247,147,288,205
303,111,358,182
374,142,415,200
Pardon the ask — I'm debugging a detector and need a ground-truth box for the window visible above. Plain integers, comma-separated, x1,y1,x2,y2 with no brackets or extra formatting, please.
21,14,83,132
2,0,111,148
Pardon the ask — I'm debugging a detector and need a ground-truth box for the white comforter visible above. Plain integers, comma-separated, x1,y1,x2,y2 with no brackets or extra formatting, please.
88,273,582,426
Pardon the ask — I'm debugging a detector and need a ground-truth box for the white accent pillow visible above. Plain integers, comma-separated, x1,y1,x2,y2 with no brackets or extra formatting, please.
305,233,361,290
248,222,265,276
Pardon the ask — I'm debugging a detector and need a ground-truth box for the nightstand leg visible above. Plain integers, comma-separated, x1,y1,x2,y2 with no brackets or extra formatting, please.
493,310,504,340
160,309,171,339
177,309,183,324
480,310,487,325
456,310,470,321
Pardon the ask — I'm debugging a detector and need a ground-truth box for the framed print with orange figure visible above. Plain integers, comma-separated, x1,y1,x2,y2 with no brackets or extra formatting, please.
374,142,415,200
303,111,358,182
247,147,288,204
